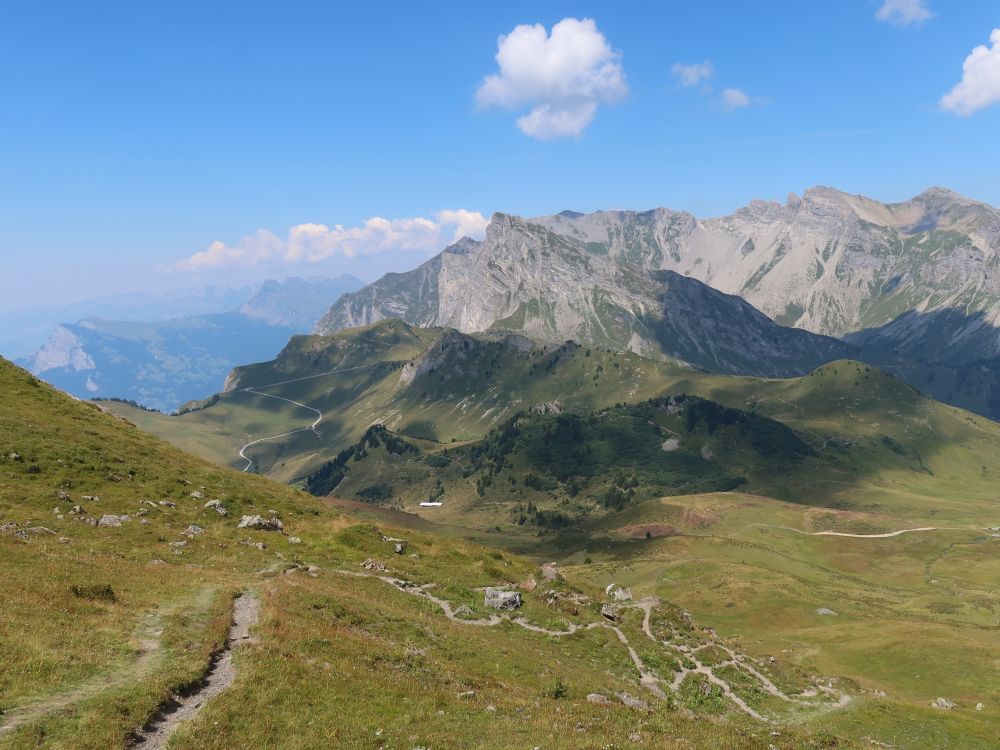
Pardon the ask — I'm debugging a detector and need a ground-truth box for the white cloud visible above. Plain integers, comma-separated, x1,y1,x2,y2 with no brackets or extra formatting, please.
475,17,627,140
672,61,714,87
875,0,932,26
165,210,489,272
940,29,1000,115
721,88,751,111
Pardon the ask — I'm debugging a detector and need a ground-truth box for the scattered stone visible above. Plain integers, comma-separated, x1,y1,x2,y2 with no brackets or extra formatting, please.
393,541,407,554
237,514,283,531
815,608,837,616
361,558,387,572
628,733,642,742
611,586,633,602
58,537,70,544
457,690,476,699
600,603,622,622
586,693,611,705
453,604,474,618
931,697,956,710
70,505,85,515
306,565,320,577
204,499,228,516
532,400,563,415
136,508,148,516
139,519,149,524
158,500,176,508
26,526,55,535
484,588,522,610
485,705,496,713
519,578,537,592
241,539,267,550
97,514,124,528
617,692,650,711
190,491,203,499
976,702,984,711
661,438,680,452
169,540,187,548
184,524,204,536
8,452,23,462
540,562,558,581
81,495,99,502
57,490,71,502
288,536,301,544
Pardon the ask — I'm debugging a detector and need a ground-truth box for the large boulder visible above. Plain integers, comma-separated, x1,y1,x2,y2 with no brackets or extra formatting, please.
484,588,522,610
237,514,283,531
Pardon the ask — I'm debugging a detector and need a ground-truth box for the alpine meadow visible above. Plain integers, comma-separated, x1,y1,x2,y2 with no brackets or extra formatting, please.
2,3,1000,749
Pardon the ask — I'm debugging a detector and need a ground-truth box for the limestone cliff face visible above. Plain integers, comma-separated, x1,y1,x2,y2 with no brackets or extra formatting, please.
315,187,1000,372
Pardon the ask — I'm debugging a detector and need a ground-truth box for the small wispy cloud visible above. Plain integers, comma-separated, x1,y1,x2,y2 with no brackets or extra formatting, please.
163,210,489,273
671,61,714,87
475,17,628,140
940,28,1000,115
875,0,933,26
721,88,751,111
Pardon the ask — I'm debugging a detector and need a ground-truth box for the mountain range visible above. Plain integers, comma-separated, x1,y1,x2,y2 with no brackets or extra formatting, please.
316,187,1000,418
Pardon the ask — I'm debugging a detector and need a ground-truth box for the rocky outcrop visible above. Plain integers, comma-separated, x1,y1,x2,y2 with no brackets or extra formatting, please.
314,187,1000,381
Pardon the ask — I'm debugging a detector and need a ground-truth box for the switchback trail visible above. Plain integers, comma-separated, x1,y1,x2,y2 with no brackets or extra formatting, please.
337,569,851,722
236,363,369,472
130,591,259,750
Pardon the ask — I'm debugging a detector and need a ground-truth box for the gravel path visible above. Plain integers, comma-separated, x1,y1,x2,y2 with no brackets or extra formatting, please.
338,569,851,722
129,592,259,750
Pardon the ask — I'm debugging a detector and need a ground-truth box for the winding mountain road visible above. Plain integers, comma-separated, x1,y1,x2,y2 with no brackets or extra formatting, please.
236,364,369,473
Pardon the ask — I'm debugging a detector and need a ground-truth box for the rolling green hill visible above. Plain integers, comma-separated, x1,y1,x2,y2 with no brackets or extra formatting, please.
10,343,1000,748
106,320,1000,526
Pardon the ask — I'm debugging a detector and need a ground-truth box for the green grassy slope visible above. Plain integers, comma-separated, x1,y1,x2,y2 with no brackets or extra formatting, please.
103,320,1000,527
2,357,875,749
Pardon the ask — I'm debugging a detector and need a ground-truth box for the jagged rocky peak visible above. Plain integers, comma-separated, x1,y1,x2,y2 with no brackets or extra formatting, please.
443,236,482,255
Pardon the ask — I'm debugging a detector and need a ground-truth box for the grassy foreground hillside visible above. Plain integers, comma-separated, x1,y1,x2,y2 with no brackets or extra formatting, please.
0,356,887,749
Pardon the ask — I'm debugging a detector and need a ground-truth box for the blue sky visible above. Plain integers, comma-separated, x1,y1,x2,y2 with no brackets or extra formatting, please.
1,1,999,310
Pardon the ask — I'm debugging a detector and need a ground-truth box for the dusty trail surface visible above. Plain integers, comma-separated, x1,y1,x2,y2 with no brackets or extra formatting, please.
129,592,259,750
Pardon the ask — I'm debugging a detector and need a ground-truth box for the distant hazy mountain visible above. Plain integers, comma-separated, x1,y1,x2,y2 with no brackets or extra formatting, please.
0,285,256,359
22,275,363,411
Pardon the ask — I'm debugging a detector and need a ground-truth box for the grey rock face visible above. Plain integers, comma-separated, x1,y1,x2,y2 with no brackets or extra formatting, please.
315,187,1000,381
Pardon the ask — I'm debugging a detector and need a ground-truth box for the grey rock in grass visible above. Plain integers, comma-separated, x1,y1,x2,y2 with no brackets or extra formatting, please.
586,693,611,705
617,692,650,711
600,603,622,622
97,514,124,528
931,697,956,710
237,514,283,531
815,607,837,616
204,499,228,516
484,588,521,610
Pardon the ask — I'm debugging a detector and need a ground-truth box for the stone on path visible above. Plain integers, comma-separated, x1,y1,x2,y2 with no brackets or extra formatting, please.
484,588,521,610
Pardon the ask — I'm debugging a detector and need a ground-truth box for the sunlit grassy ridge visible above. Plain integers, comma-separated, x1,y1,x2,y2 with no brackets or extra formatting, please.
108,320,1000,525
1,357,876,749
